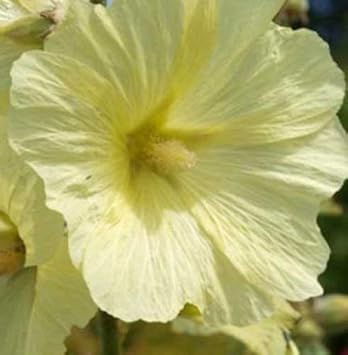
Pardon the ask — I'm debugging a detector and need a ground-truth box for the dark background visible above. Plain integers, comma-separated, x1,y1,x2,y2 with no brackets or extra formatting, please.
306,1,348,354
310,0,348,298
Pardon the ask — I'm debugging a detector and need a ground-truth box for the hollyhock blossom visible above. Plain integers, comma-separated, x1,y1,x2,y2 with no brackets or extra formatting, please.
9,0,348,326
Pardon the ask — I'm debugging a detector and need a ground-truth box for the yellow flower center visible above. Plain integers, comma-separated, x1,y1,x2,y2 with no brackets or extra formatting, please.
128,132,197,176
0,212,25,276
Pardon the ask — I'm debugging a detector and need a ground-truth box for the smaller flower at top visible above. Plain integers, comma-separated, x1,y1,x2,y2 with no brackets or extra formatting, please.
0,0,67,100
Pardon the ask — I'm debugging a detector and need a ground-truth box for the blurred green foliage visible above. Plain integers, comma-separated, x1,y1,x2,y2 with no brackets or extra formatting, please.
315,11,348,354
319,25,348,295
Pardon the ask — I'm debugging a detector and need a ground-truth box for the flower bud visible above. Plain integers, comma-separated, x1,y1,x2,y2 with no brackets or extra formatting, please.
0,0,66,46
314,295,348,335
293,318,323,341
276,0,309,26
285,0,309,13
0,14,53,44
319,199,343,216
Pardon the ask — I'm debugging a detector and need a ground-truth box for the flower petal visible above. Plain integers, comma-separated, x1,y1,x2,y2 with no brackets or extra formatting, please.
0,239,96,355
0,0,27,25
46,0,283,130
0,37,40,94
82,170,273,326
0,13,62,267
179,118,348,301
167,25,345,143
9,50,127,264
0,14,63,267
19,0,64,13
0,144,63,266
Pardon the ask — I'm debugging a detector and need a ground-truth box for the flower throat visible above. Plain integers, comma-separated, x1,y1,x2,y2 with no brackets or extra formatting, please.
127,131,197,176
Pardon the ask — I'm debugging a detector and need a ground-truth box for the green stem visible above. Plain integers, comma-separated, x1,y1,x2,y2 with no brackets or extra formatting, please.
98,311,121,355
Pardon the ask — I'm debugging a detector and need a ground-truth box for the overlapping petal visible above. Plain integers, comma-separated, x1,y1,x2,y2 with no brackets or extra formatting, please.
178,118,348,301
82,170,274,325
166,24,344,144
0,37,40,94
9,51,126,263
46,1,344,141
0,239,97,355
0,23,95,348
0,141,63,266
46,0,284,131
19,0,66,13
0,0,27,25
0,0,67,268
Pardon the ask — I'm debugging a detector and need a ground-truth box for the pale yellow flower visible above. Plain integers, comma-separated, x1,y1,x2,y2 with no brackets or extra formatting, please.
0,122,96,355
0,142,62,269
0,119,96,355
9,0,348,326
0,3,96,353
0,0,67,266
